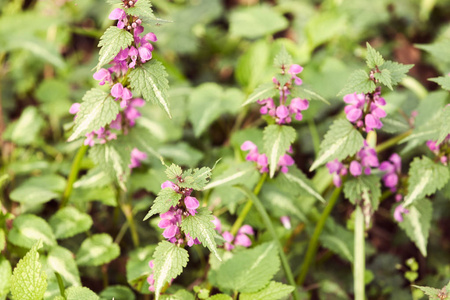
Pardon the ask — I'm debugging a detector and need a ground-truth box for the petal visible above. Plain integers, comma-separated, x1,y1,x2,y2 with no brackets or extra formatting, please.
111,83,124,98
241,141,257,151
346,107,363,122
184,196,199,210
349,161,362,177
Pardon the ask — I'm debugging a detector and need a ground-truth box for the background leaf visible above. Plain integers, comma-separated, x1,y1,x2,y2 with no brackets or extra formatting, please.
76,234,120,267
49,207,93,239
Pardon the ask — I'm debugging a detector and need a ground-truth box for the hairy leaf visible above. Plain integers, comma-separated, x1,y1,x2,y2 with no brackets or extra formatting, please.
179,167,212,190
10,242,47,300
181,208,220,260
160,290,195,300
242,82,277,106
310,119,365,171
379,61,413,86
263,125,296,178
240,281,295,300
76,234,120,267
165,164,183,180
343,175,381,209
96,26,133,70
47,246,81,286
374,69,393,90
338,70,376,96
49,207,93,239
274,46,293,68
204,162,257,190
125,0,156,24
366,43,384,68
153,241,189,300
437,104,450,144
143,188,182,220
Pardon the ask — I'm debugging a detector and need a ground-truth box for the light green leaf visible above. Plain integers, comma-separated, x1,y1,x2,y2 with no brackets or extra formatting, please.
8,214,56,249
153,241,189,300
96,26,133,70
310,119,365,171
65,286,99,300
160,290,195,300
10,241,47,300
49,207,93,239
165,164,183,180
379,61,413,86
242,82,277,107
158,143,204,168
204,162,257,190
126,245,156,293
437,105,450,143
263,125,296,178
229,5,288,39
279,166,325,202
240,281,295,300
216,242,280,293
207,295,232,300
76,234,120,267
73,167,112,189
129,59,171,118
290,86,330,105
100,285,135,300
125,0,156,24
181,208,220,261
0,229,4,252
404,156,450,207
47,246,81,286
338,70,376,96
178,167,212,190
366,43,384,68
413,281,450,300
143,187,182,220
398,198,432,257
0,256,12,299
416,40,450,64
10,175,61,204
374,69,393,90
68,88,119,142
274,46,293,68
343,175,381,209
320,224,354,262
4,106,44,146
429,75,450,91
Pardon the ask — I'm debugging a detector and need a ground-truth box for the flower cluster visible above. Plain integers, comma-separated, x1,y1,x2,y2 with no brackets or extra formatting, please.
343,89,386,132
241,141,294,174
156,181,201,247
379,153,401,193
426,135,449,165
212,217,254,251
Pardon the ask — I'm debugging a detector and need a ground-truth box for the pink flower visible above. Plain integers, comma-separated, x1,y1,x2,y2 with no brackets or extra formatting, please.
278,154,294,173
349,161,362,177
129,148,147,169
69,103,80,114
393,204,409,222
184,196,199,216
280,216,291,229
111,83,124,99
93,68,111,85
288,64,303,85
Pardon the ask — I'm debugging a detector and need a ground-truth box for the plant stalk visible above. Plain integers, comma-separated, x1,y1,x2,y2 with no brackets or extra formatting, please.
296,186,342,286
354,205,365,300
60,145,88,209
119,189,140,247
375,130,412,153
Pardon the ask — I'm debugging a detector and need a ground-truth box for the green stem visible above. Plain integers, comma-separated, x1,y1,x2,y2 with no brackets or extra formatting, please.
60,145,88,209
296,186,342,286
236,185,300,300
375,130,412,153
354,205,365,300
308,119,320,156
230,173,267,236
119,189,140,247
54,272,66,299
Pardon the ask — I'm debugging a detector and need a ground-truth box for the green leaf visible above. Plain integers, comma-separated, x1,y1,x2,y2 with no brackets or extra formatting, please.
338,70,376,96
181,208,221,261
165,164,183,180
129,59,171,118
404,156,450,207
242,83,277,107
96,26,133,70
0,229,4,252
143,187,182,220
68,88,119,142
240,281,295,300
229,5,288,39
76,234,120,267
47,246,81,286
126,245,156,293
413,281,450,300
416,40,450,64
263,125,296,178
374,69,393,90
207,295,232,300
9,174,65,205
320,223,354,262
310,119,365,171
437,105,450,143
398,198,432,257
70,186,117,207
89,141,131,191
73,167,112,189
216,242,280,293
0,256,12,299
10,241,47,300
4,106,44,146
160,290,195,300
49,207,93,239
8,214,56,249
429,75,450,91
290,86,330,105
125,0,156,24
204,162,258,190
153,241,189,300
366,43,384,68
343,175,381,209
379,61,413,86
179,167,212,190
65,286,99,300
274,46,293,68
279,166,325,202
100,285,135,300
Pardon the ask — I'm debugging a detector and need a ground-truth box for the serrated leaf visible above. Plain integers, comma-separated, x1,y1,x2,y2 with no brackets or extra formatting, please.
366,43,384,68
99,285,135,300
280,166,325,202
374,69,393,90
437,105,450,143
153,241,189,300
338,70,376,96
125,0,156,24
240,281,295,300
143,188,182,220
404,156,450,207
290,86,330,105
129,59,171,118
413,285,441,300
242,82,277,106
49,207,93,239
0,256,12,299
216,242,280,293
179,167,212,190
96,26,133,70
181,208,220,261
76,234,120,266
204,162,257,190
263,125,296,178
398,198,432,257
310,119,365,171
165,164,183,180
379,61,413,86
8,214,56,249
65,286,99,300
68,89,119,142
10,241,47,300
47,246,81,286
343,175,381,209
429,75,450,91
274,46,293,68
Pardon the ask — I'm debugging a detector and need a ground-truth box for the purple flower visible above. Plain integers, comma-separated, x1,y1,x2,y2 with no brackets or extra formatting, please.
238,225,254,236
288,64,303,85
278,154,294,173
93,68,112,85
276,105,290,124
349,161,362,176
257,154,269,173
212,216,221,233
129,148,147,169
326,159,346,187
379,153,401,192
161,180,179,192
234,233,252,247
69,103,80,115
257,98,276,116
393,204,409,222
111,83,124,99
241,141,259,162
289,98,309,121
109,8,126,21
280,216,291,229
222,231,234,251
184,196,199,216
